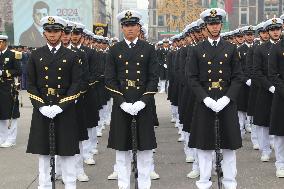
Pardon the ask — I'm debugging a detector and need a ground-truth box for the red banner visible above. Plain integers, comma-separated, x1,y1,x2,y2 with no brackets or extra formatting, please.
225,0,233,14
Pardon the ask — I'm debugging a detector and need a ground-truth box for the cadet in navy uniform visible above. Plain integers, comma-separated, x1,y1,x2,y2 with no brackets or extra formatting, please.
55,20,90,182
105,10,159,189
268,19,284,178
0,35,22,148
158,39,169,93
26,16,81,189
246,22,269,150
188,8,242,189
253,18,282,163
236,25,255,138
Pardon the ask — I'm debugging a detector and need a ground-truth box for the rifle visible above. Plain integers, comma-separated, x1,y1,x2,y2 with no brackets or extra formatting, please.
131,117,138,189
8,81,20,129
49,101,56,189
215,111,223,189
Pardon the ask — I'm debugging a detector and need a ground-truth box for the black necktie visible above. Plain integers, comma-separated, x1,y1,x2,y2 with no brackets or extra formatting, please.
130,42,135,48
51,47,56,54
213,41,217,47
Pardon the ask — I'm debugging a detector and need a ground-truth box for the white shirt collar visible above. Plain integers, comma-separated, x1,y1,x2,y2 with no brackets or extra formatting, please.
67,43,72,49
124,37,138,48
207,37,221,46
270,39,280,44
76,44,82,49
47,42,61,53
245,42,253,47
1,47,8,54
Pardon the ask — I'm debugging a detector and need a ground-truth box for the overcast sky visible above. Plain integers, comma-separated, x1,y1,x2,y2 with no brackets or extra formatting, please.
137,0,148,10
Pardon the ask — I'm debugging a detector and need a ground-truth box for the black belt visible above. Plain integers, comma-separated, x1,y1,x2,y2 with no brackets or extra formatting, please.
201,81,230,90
120,80,145,88
40,88,67,96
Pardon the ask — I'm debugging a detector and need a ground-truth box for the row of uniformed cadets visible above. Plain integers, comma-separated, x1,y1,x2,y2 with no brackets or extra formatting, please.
167,9,284,188
0,34,22,148
24,14,117,188
165,7,284,189
221,16,284,176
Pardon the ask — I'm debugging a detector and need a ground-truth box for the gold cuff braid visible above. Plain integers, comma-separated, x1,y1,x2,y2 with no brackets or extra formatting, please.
105,86,123,95
89,81,98,86
143,92,156,95
59,93,80,103
29,93,44,103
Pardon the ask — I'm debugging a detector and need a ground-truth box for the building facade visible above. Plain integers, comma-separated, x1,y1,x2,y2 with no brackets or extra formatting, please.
148,0,284,41
0,0,13,34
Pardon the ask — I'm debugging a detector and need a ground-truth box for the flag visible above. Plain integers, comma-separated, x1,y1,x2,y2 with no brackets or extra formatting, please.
225,0,233,14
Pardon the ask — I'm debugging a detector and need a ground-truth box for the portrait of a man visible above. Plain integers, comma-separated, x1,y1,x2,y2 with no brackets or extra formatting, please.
19,1,49,47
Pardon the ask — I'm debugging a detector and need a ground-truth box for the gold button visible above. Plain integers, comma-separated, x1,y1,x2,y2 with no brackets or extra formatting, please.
137,87,140,89
137,79,140,81
209,87,211,91
220,87,223,90
58,77,61,79
58,85,61,88
57,94,60,97
137,71,140,74
58,68,62,71
208,70,211,73
219,79,223,81
45,76,48,80
219,70,223,73
208,61,211,65
137,63,140,66
209,79,212,82
45,67,48,70
45,85,48,87
126,70,129,74
220,61,223,65
126,87,128,90
125,62,129,65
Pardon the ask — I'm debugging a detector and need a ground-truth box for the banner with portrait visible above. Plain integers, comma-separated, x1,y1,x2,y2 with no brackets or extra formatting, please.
13,0,93,47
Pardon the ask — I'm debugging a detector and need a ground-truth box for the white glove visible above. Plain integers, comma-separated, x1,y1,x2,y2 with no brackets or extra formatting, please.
0,70,2,76
163,64,168,69
132,101,146,115
246,79,251,86
203,97,218,112
39,106,53,118
269,86,275,94
120,102,135,115
214,96,230,113
49,105,63,119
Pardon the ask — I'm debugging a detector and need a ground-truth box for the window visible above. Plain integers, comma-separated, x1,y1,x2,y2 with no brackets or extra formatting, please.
240,7,248,25
153,0,156,8
264,0,279,18
158,15,164,26
240,0,248,6
153,10,157,25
